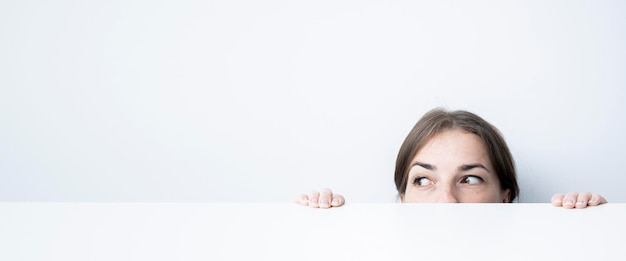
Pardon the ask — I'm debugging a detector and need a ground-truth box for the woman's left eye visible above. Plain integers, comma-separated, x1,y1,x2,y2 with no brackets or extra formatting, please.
461,176,483,185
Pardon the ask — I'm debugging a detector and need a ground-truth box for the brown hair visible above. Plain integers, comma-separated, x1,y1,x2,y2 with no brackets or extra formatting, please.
394,108,519,202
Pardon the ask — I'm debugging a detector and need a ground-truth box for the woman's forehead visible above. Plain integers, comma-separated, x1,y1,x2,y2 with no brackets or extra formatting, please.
412,129,491,165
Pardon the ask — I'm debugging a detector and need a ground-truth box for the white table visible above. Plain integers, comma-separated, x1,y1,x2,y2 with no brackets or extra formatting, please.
0,203,624,260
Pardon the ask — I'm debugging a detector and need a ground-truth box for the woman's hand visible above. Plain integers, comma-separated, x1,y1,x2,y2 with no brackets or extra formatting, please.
296,188,345,208
551,192,607,209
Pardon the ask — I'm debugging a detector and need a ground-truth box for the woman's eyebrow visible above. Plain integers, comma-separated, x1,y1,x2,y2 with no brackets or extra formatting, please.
459,164,489,172
411,162,435,170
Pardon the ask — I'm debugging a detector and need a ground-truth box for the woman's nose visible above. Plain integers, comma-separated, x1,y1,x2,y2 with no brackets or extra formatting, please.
436,185,459,203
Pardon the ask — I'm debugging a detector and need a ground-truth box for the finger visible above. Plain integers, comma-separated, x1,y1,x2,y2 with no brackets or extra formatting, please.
308,191,320,208
562,192,578,209
296,194,309,206
588,194,608,206
331,194,345,207
551,193,564,206
575,192,592,209
318,188,332,209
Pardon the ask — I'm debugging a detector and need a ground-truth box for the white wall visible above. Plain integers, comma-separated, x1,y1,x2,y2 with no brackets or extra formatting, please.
1,0,624,203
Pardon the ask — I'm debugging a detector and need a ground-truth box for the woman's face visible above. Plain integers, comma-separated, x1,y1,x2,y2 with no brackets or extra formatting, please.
402,129,510,203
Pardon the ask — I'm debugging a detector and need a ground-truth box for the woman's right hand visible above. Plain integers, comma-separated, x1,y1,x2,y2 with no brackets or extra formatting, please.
296,188,345,208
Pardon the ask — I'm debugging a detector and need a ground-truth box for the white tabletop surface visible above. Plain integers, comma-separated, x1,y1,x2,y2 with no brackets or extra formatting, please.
0,203,624,261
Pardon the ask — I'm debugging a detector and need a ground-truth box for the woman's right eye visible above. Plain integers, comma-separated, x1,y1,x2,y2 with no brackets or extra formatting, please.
412,177,433,187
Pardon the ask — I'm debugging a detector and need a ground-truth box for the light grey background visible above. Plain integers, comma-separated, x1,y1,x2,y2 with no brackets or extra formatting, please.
1,0,624,203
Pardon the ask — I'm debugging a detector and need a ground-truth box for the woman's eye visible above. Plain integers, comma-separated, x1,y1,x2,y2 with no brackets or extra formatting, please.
461,176,483,185
413,177,433,187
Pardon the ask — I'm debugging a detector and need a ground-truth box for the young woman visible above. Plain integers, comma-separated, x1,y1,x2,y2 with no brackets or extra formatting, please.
297,108,607,209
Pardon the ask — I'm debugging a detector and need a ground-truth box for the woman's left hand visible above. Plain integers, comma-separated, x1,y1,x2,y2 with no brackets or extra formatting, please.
551,192,607,209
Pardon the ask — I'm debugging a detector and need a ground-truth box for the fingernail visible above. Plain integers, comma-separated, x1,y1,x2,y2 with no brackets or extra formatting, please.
564,199,574,206
332,198,340,206
319,201,329,208
576,201,586,206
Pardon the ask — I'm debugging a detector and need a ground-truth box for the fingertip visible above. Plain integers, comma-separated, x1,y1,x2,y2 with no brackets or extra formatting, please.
551,194,564,206
561,192,578,209
331,195,345,207
297,194,309,205
588,194,607,206
308,190,320,207
575,201,588,209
